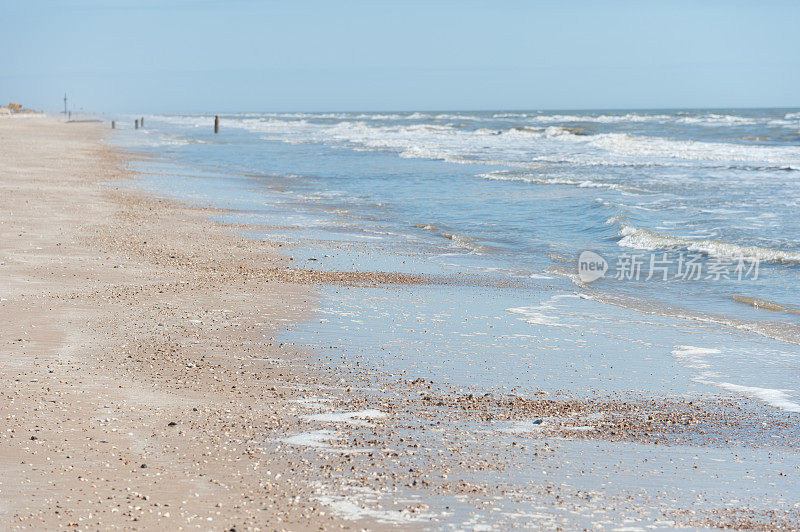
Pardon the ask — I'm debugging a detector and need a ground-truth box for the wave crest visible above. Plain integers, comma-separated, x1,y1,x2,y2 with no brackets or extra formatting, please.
617,224,800,263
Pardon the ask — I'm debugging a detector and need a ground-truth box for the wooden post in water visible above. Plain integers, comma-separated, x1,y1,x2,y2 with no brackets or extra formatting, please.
111,120,116,129
135,119,139,129
214,115,220,134
140,116,144,128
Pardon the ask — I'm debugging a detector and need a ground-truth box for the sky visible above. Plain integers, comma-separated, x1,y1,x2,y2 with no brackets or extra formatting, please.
1,0,799,113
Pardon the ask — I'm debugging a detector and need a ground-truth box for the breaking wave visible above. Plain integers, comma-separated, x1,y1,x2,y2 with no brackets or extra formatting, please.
148,114,800,171
479,170,627,190
617,224,800,263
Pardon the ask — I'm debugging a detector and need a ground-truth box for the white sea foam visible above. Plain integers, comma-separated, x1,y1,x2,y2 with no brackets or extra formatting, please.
313,485,435,524
150,113,800,172
302,409,387,425
507,294,582,328
617,224,800,262
116,130,211,147
588,133,800,166
479,171,625,190
281,430,335,448
670,345,720,370
315,496,433,524
496,111,770,127
675,114,761,126
281,430,371,452
440,232,486,254
499,420,545,433
669,344,800,413
693,379,800,413
506,112,675,124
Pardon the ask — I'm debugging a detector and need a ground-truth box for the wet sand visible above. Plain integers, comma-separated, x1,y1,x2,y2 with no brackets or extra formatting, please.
1,117,798,531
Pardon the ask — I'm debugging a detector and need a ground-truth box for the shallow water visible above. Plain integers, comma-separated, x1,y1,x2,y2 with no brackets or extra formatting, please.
115,108,800,415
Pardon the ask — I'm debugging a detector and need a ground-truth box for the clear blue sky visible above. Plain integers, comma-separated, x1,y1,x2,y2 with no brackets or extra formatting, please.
2,0,798,113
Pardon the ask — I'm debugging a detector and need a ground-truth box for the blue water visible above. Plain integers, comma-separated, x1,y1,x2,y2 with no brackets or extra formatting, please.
115,108,800,413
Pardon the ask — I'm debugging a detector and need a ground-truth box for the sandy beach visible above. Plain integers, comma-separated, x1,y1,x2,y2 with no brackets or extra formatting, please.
2,116,800,531
0,116,368,530
4,1,799,528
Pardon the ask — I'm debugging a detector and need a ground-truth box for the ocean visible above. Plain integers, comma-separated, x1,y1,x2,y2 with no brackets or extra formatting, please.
116,108,800,413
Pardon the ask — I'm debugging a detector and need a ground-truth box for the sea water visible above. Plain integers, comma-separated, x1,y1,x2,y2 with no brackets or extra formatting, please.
116,108,800,413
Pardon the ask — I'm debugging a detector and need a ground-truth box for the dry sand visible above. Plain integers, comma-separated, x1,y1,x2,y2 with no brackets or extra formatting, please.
0,116,372,530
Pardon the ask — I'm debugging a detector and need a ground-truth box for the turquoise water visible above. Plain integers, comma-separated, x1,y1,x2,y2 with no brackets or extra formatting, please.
117,109,800,413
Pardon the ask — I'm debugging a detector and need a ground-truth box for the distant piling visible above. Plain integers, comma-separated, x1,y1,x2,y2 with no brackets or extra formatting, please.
140,116,144,128
135,119,139,129
111,120,116,129
214,115,220,134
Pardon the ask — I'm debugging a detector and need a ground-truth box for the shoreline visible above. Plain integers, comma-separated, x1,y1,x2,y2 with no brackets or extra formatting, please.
2,116,799,530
